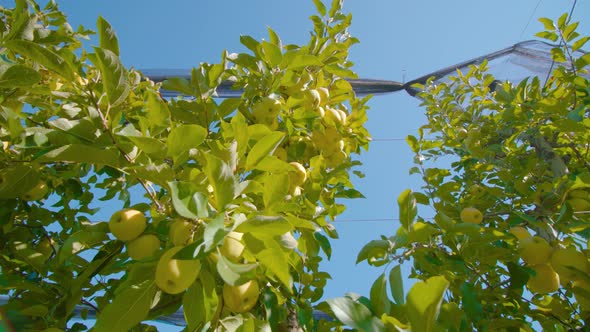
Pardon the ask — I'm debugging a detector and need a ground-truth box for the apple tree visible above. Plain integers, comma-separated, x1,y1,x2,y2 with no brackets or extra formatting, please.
0,0,371,331
345,13,590,331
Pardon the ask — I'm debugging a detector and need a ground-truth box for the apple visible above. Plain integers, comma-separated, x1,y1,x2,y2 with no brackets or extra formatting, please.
169,220,194,246
468,184,485,197
573,279,590,310
289,162,307,187
304,89,321,109
108,209,147,241
460,207,483,224
526,264,559,294
220,231,245,262
36,237,55,259
569,198,590,212
519,236,552,265
223,280,260,313
127,234,160,260
252,97,281,116
317,87,330,105
508,226,531,240
324,107,343,126
550,247,589,282
155,246,201,294
21,180,49,201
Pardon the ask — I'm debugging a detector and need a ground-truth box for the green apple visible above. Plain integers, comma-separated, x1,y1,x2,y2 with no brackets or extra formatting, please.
509,226,532,240
155,246,201,294
519,236,552,265
220,232,245,262
169,220,194,246
223,280,260,313
569,198,590,212
127,234,160,260
573,279,590,310
21,180,49,201
323,107,343,126
550,247,589,282
460,207,483,224
527,264,559,294
108,209,147,241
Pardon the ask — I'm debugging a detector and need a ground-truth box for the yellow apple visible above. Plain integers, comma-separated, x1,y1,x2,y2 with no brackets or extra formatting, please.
223,280,260,313
289,162,307,187
460,207,483,224
169,220,194,246
155,246,201,294
509,226,532,240
323,107,343,126
519,236,552,265
108,209,147,241
317,87,330,105
527,264,559,294
336,109,347,125
220,232,245,262
21,180,49,201
304,89,321,109
573,279,590,310
127,234,161,260
550,247,589,282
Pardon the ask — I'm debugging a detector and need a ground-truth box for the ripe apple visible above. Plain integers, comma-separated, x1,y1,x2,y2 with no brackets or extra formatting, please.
21,180,49,201
509,226,532,240
573,279,590,310
155,246,201,294
550,247,589,282
220,232,245,262
323,107,343,126
460,207,483,224
169,220,194,246
108,209,147,241
289,162,307,187
527,264,559,294
223,280,260,313
127,234,161,260
519,236,552,265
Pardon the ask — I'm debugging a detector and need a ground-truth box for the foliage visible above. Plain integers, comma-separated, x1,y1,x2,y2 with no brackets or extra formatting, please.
352,12,590,331
0,0,371,330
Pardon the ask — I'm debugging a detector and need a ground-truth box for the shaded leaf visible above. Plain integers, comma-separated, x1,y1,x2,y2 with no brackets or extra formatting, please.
5,40,74,80
406,276,449,332
246,131,285,170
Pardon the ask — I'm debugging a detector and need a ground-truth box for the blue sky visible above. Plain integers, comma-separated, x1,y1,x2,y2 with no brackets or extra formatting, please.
55,1,590,330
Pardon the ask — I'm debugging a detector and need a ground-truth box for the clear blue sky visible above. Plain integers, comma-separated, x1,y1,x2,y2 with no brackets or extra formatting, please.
55,1,590,330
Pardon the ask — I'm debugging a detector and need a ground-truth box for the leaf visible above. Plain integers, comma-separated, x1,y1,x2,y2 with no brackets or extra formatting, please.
314,232,332,259
259,41,282,67
0,64,40,87
234,215,293,236
126,136,166,157
216,251,258,286
256,248,292,288
263,172,289,210
161,77,193,96
204,154,236,210
312,0,327,16
460,282,483,322
166,124,207,163
93,47,129,106
245,131,285,170
397,189,417,230
356,239,390,265
203,214,226,252
326,296,385,331
406,276,449,332
145,91,171,135
183,269,218,331
0,166,40,199
97,16,119,55
168,181,209,219
36,144,120,167
58,224,109,264
370,273,391,316
5,40,74,80
94,271,157,332
389,265,404,305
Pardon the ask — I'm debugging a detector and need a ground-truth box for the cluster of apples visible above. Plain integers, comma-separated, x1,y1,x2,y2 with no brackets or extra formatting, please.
510,226,590,306
108,210,260,313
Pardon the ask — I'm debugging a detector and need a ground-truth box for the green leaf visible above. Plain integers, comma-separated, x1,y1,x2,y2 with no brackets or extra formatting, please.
259,41,282,67
146,91,171,135
58,223,109,264
312,0,327,16
234,215,293,236
93,47,129,106
406,276,449,332
256,248,292,289
370,273,391,316
166,124,207,163
355,239,390,265
460,282,483,322
94,268,157,332
168,181,209,219
203,214,226,252
406,135,419,153
263,172,289,210
204,154,236,210
239,35,260,55
314,232,332,259
126,136,166,157
389,265,404,305
246,131,285,170
183,269,218,331
215,250,258,286
397,189,417,230
97,16,119,55
538,17,555,31
0,166,40,199
36,144,120,167
326,296,385,332
283,53,323,69
161,77,193,96
4,40,74,80
0,64,40,87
